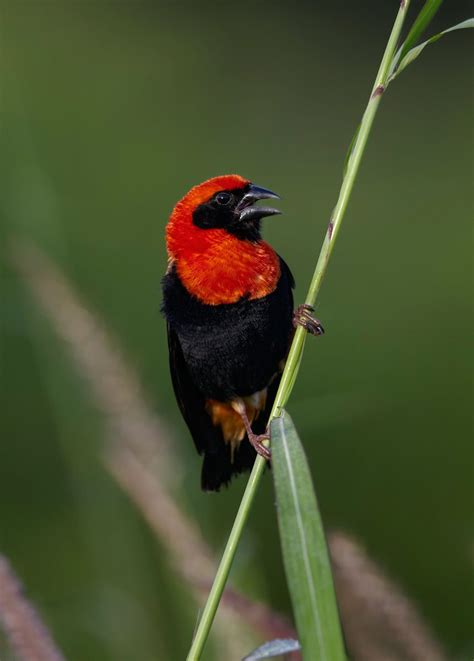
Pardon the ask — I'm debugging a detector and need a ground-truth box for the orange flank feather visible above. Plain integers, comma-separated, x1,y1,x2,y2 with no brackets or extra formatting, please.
205,388,268,461
205,400,245,442
166,175,281,305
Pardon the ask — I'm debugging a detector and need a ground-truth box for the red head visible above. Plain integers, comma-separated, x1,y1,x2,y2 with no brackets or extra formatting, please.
166,175,282,305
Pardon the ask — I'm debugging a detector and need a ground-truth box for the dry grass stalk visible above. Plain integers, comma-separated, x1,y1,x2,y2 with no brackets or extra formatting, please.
329,531,447,661
0,555,64,661
105,445,215,588
9,240,177,484
106,445,296,643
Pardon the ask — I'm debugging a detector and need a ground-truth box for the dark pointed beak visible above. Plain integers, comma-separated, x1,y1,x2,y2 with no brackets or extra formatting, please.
235,184,282,223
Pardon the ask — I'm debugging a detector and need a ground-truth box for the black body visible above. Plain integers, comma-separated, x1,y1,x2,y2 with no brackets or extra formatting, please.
162,259,294,490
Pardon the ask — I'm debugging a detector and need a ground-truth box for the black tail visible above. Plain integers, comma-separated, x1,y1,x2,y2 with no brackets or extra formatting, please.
200,381,278,492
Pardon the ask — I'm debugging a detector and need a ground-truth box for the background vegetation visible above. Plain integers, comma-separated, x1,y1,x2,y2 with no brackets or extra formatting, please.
0,1,472,659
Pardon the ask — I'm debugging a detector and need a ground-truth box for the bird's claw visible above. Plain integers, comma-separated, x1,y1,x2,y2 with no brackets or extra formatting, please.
248,432,271,461
293,304,325,336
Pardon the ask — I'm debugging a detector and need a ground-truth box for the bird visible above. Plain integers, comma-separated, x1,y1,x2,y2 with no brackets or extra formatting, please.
162,175,323,491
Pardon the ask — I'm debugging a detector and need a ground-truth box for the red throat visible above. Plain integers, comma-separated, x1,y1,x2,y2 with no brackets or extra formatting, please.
166,175,281,305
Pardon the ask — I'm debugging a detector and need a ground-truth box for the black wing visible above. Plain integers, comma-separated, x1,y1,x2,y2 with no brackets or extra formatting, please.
167,324,257,490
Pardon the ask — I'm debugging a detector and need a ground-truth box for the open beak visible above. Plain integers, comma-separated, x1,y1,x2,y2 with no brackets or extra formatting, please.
235,184,282,223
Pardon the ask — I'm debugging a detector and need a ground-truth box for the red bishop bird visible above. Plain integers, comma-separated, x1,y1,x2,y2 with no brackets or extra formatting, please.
162,175,323,491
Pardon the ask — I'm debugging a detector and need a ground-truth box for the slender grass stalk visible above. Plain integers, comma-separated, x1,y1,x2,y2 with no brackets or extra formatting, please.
187,2,411,658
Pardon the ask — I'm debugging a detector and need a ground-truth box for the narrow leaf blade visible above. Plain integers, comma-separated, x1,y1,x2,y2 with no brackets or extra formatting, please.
399,0,444,63
391,19,473,81
242,638,301,660
389,0,443,77
271,412,345,660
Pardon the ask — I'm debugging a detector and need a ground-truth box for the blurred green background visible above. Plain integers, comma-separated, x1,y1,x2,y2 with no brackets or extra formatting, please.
0,1,472,659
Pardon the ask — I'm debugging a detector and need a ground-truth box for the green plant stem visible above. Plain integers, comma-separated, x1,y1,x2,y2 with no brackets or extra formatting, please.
187,2,411,658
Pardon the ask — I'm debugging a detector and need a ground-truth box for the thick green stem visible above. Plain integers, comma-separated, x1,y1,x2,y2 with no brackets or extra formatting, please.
187,2,411,658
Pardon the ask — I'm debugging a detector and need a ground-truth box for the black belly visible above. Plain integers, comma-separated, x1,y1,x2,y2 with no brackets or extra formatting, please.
161,259,294,401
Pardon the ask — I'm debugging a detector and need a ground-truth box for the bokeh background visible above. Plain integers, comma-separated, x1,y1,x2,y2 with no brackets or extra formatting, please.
0,1,472,659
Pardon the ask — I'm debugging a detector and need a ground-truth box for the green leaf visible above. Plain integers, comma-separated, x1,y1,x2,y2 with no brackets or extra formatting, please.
389,18,473,83
389,0,443,77
271,412,345,661
398,0,443,66
242,638,301,660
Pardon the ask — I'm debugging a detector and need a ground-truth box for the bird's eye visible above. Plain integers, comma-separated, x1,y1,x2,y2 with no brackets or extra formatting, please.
215,192,232,206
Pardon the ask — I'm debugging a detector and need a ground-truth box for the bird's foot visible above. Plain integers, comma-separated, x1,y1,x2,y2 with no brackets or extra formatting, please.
293,304,325,336
234,404,271,460
247,430,271,460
